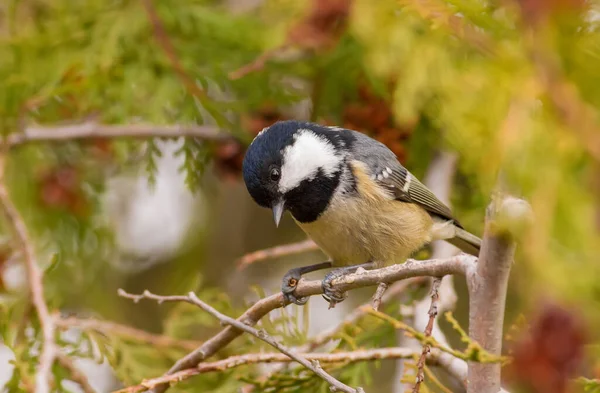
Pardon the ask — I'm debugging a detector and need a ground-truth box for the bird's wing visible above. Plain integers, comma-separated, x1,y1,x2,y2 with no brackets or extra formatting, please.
376,164,461,226
347,130,461,227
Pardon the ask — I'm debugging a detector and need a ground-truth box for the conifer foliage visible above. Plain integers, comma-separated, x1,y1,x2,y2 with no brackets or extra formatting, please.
1,0,600,392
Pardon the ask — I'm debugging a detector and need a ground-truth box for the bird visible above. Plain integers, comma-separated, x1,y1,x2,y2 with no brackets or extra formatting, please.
242,120,481,307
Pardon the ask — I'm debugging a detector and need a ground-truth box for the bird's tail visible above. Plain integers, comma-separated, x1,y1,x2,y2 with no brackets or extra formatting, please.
431,219,482,257
446,226,481,256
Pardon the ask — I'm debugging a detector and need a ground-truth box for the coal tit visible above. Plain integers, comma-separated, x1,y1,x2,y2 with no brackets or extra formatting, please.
242,120,481,306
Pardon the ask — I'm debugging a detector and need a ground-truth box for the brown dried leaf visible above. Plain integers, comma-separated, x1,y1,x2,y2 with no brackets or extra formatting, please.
287,0,352,50
506,303,587,393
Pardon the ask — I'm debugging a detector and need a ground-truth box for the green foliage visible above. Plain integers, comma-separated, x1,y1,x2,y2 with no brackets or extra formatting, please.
579,377,600,393
174,139,210,193
1,0,600,391
351,0,600,322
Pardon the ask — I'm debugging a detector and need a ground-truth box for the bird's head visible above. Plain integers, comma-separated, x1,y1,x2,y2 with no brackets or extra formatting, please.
242,120,350,225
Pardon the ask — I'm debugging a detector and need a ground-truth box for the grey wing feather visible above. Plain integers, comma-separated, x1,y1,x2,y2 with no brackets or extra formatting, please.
348,130,462,228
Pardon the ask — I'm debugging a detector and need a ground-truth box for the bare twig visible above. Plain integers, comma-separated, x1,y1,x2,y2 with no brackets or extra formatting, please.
56,353,97,393
466,196,531,393
396,151,464,392
7,122,230,147
132,255,475,393
229,44,293,80
371,282,389,311
363,307,500,363
114,347,424,393
140,0,208,101
56,317,202,352
0,157,55,393
412,277,442,393
305,278,427,351
118,290,365,393
237,239,319,271
240,278,428,393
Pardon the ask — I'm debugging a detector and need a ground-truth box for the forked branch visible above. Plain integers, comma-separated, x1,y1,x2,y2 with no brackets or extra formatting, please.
118,290,364,393
124,255,475,393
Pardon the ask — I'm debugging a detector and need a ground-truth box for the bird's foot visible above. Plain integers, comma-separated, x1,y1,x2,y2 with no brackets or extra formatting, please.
282,268,309,305
281,261,333,306
321,270,349,309
321,262,376,309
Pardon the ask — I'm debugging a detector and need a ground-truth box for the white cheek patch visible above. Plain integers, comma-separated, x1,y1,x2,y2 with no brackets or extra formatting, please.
279,129,341,193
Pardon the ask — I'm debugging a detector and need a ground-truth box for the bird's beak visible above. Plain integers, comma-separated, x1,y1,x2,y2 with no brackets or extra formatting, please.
272,199,285,228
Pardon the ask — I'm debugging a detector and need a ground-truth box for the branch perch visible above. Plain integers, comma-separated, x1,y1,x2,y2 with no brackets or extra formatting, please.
240,277,429,393
125,255,475,393
118,290,365,393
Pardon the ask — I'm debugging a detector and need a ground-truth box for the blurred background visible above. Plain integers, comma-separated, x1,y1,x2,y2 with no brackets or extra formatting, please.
1,0,600,392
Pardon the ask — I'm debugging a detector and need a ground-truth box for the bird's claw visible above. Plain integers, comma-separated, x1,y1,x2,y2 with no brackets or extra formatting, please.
321,270,348,309
281,269,309,305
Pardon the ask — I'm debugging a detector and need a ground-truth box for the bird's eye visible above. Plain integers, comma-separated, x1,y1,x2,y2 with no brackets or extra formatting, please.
270,168,281,182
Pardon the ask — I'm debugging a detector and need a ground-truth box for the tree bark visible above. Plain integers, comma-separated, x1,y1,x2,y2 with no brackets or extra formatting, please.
467,197,526,393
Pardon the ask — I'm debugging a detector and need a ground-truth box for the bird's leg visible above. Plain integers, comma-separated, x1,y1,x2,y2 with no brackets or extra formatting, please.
281,261,333,305
322,261,377,309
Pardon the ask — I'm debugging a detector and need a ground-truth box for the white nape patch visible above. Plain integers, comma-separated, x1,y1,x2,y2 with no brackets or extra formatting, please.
327,126,344,131
279,129,341,192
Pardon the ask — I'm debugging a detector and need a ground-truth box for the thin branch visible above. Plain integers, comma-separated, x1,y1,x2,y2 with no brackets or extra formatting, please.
240,277,428,393
131,255,475,393
363,307,498,363
56,317,202,352
56,353,97,393
397,151,463,392
466,195,531,393
140,0,208,101
119,290,365,393
7,122,230,148
412,277,442,393
237,239,319,270
114,347,423,393
371,282,389,311
309,278,427,349
229,44,293,80
0,156,55,393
